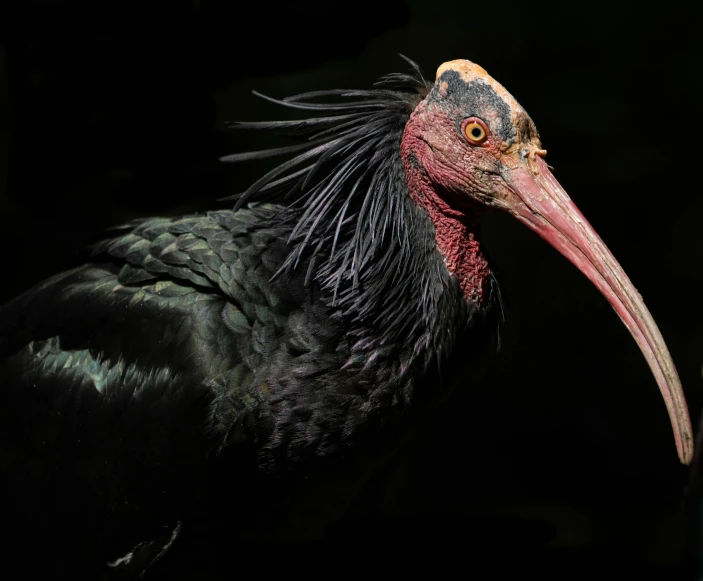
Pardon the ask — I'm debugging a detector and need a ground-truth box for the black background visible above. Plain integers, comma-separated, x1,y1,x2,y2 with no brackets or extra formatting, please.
1,1,701,579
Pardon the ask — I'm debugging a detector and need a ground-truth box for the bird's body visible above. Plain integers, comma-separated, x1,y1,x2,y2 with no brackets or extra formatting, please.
0,58,692,578
0,207,496,575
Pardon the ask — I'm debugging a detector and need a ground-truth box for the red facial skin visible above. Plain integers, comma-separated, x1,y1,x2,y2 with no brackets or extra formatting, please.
400,104,504,306
399,94,693,465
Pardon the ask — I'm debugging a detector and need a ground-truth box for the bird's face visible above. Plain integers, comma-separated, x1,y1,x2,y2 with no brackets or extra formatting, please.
402,60,545,213
401,59,693,465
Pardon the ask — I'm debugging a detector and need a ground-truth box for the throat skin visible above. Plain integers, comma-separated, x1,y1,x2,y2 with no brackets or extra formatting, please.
400,134,491,306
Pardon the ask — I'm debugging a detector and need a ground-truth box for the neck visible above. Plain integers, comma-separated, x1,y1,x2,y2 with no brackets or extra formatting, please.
400,151,491,306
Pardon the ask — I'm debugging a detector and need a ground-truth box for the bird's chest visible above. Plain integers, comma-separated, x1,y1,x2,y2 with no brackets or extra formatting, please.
241,307,495,518
222,286,497,456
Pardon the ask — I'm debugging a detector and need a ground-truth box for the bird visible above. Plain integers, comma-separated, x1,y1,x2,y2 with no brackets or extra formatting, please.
0,56,694,579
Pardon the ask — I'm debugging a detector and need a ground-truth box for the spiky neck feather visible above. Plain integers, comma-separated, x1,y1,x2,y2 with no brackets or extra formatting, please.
224,57,495,372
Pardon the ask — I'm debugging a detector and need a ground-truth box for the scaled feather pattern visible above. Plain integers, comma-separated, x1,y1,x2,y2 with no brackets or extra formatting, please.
0,57,500,578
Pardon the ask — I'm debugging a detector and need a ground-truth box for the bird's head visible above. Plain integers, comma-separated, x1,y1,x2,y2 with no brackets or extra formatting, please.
400,59,693,465
401,59,545,211
226,57,693,465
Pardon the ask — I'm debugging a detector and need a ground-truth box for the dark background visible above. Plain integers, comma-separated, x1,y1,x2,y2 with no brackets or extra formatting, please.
1,1,701,579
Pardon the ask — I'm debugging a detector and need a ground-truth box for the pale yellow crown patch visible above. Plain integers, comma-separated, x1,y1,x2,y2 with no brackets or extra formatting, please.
434,59,524,120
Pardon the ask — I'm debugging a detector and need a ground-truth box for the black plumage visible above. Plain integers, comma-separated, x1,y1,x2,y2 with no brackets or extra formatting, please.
0,59,499,577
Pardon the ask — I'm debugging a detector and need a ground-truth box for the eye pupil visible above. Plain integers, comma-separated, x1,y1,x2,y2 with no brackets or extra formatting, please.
464,120,487,144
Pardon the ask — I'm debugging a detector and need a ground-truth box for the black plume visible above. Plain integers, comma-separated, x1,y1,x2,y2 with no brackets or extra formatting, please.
221,56,430,297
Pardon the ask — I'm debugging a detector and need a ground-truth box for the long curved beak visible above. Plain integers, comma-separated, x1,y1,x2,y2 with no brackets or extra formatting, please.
502,153,693,465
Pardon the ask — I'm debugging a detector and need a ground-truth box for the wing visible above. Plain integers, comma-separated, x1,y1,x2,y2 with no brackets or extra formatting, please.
0,206,298,576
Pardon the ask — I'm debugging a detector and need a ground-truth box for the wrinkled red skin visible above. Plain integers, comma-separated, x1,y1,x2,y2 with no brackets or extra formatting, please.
400,103,494,306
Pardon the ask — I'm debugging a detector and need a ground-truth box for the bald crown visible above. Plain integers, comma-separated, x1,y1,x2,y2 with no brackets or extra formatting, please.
431,59,540,148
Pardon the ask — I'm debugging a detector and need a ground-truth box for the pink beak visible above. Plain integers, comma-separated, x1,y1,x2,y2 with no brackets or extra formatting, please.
503,154,693,465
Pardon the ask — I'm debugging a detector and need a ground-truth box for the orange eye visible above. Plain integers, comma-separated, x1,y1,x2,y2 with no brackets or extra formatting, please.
464,121,487,145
